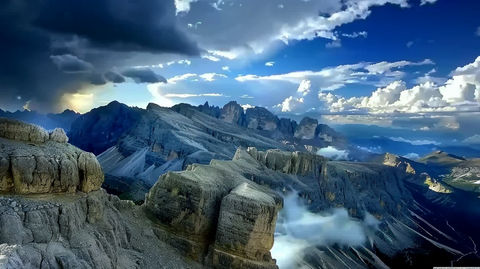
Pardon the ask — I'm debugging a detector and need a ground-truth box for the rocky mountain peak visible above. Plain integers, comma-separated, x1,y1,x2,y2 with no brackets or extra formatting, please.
244,107,278,131
294,117,318,139
220,101,245,125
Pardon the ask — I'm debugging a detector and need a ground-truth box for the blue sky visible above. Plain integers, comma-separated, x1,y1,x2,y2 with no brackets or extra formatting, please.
3,0,480,141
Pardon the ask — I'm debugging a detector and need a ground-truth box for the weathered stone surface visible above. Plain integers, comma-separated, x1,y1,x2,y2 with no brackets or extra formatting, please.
0,191,205,269
315,124,343,142
219,101,244,125
294,117,318,139
244,107,278,131
49,128,68,143
0,119,104,194
0,118,49,143
212,183,278,268
277,118,297,135
145,151,283,268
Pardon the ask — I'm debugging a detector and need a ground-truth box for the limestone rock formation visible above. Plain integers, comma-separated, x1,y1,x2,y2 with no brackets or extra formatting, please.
294,117,318,139
49,128,68,143
277,118,297,135
244,107,278,131
0,109,80,132
0,190,205,269
0,118,104,194
315,124,343,142
219,101,245,125
68,100,144,155
145,150,284,269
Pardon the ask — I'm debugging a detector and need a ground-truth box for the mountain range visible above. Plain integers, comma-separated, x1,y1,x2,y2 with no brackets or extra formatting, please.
2,101,480,268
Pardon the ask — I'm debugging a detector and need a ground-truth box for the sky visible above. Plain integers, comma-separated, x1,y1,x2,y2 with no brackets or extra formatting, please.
1,0,480,141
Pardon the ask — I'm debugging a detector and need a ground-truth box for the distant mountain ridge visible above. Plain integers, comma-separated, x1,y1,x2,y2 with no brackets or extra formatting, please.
0,108,80,132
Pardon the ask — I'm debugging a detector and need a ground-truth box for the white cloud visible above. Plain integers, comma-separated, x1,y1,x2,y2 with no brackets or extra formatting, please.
241,104,256,110
389,137,440,145
317,146,349,160
420,0,438,5
199,73,228,82
403,153,420,160
164,93,223,98
178,0,424,59
202,55,221,62
463,134,480,144
222,66,230,71
275,96,305,112
326,40,342,48
342,31,368,38
240,94,254,99
476,26,480,36
365,59,434,74
266,61,275,67
167,73,198,84
177,59,192,65
407,41,414,47
297,80,312,96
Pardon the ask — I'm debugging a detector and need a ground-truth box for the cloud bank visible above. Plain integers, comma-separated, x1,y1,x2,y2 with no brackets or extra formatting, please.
271,192,380,269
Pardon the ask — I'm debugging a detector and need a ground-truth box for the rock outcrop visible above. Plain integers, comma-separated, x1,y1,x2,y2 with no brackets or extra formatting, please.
294,117,318,139
244,107,278,131
144,154,282,269
277,118,297,135
68,101,144,155
219,101,245,126
0,118,104,194
315,124,343,142
0,109,80,132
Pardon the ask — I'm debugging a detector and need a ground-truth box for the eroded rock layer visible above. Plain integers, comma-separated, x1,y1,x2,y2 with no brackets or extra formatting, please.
0,118,103,194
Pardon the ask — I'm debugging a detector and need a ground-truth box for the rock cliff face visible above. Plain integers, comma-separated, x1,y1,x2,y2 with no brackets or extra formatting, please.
219,101,245,126
68,101,144,155
277,118,297,135
244,107,278,131
0,109,80,132
0,118,103,194
294,117,318,139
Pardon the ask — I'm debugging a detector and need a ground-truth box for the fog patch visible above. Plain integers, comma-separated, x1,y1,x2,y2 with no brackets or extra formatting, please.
271,192,381,269
317,146,349,160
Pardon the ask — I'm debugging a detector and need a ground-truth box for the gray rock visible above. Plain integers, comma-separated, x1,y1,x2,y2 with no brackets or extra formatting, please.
49,128,69,143
68,101,144,155
294,117,318,139
244,107,278,131
219,101,244,126
0,118,49,143
0,120,104,194
277,118,297,135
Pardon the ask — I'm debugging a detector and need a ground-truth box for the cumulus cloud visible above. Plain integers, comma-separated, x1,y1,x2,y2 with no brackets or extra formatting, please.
0,0,198,112
317,146,349,160
463,134,480,144
266,62,275,67
222,66,230,71
275,96,305,112
403,153,420,160
297,80,312,96
389,137,440,145
272,192,380,269
407,41,414,47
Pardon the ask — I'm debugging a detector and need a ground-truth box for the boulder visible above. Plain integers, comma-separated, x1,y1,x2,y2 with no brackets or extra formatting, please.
294,117,318,139
49,128,69,143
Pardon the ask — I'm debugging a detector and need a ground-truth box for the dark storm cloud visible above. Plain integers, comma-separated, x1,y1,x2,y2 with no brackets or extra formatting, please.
104,71,126,83
88,74,108,86
0,0,199,112
50,54,93,73
122,68,168,84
